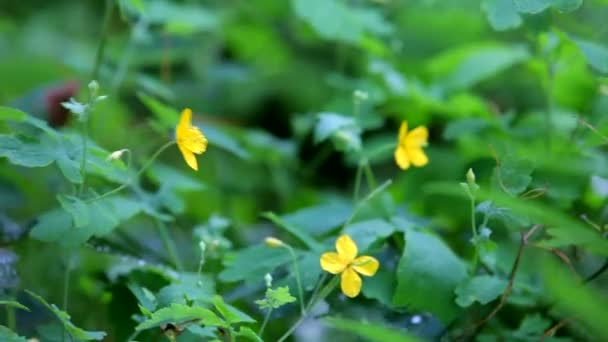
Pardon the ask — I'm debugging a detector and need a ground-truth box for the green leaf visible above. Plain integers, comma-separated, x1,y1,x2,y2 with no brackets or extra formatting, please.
492,155,534,195
543,261,608,339
282,202,352,236
57,195,90,228
482,0,522,31
454,275,507,307
219,245,291,283
343,219,395,252
0,326,27,342
393,229,467,323
212,295,255,324
136,303,225,331
514,0,582,13
292,0,392,44
313,113,357,143
0,134,57,167
0,300,29,312
30,208,73,243
513,314,551,340
127,283,157,313
574,38,608,75
156,273,215,307
323,317,422,342
137,92,179,129
255,286,296,310
0,107,26,121
362,269,395,307
428,43,529,91
201,125,250,160
236,327,263,342
26,290,106,340
149,163,205,191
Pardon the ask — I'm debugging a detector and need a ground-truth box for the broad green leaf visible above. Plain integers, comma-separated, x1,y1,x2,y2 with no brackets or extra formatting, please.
0,134,56,167
343,219,395,252
144,0,219,34
57,195,89,228
219,245,291,283
323,317,422,342
0,300,29,311
255,286,296,310
127,283,157,313
136,303,225,331
482,0,522,31
0,107,26,121
236,327,263,342
149,163,205,191
514,0,582,13
26,290,106,340
292,0,392,44
313,113,356,144
201,125,250,160
362,269,395,307
574,39,608,75
138,92,179,129
543,261,608,339
0,326,27,342
393,229,467,323
156,273,215,307
513,314,551,340
491,155,534,195
428,43,529,91
212,295,255,324
30,208,73,243
454,275,507,307
282,202,352,236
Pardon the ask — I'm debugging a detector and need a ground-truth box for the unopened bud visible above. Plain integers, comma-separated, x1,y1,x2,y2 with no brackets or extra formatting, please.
264,273,273,288
106,149,127,162
466,168,476,185
88,80,99,98
354,90,368,101
265,237,284,248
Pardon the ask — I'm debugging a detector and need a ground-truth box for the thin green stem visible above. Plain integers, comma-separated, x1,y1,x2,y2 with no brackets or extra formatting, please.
155,220,183,272
305,273,328,312
89,141,175,203
125,329,140,342
344,179,392,227
62,257,71,342
91,0,115,81
277,276,339,342
258,308,272,336
285,245,305,314
6,300,15,331
353,162,363,203
79,117,89,195
469,196,479,273
362,160,377,189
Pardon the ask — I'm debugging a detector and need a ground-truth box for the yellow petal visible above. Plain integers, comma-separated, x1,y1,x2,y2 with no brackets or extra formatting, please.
179,108,193,128
394,147,410,170
178,143,198,171
320,252,347,274
336,235,357,263
407,147,429,167
340,267,362,298
183,127,208,154
405,126,428,148
352,255,379,277
398,121,408,142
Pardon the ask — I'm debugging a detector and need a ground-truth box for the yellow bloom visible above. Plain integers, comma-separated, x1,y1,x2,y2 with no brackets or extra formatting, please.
176,108,208,171
394,121,429,170
320,235,379,298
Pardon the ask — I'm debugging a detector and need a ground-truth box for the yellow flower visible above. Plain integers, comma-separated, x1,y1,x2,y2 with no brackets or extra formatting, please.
176,108,208,171
320,235,379,298
394,121,429,170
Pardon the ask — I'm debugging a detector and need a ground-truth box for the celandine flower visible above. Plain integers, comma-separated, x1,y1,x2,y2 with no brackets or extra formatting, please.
320,235,379,298
394,121,429,170
176,108,208,170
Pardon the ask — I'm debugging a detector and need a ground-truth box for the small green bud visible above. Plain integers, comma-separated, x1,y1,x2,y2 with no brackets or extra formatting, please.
106,149,128,162
264,273,273,288
353,89,368,101
88,80,99,98
265,237,284,248
199,241,207,255
466,168,476,185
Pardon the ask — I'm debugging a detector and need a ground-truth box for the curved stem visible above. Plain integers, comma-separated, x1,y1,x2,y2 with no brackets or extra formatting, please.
258,308,272,336
89,141,175,203
285,245,305,314
91,0,114,81
470,196,479,273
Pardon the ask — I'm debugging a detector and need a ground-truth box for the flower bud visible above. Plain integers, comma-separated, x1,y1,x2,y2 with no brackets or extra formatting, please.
199,241,207,255
106,149,127,162
264,273,273,288
265,237,284,248
353,90,368,101
88,80,99,98
466,168,476,185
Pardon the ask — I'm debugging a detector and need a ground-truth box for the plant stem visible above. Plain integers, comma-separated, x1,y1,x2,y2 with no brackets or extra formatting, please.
91,0,114,81
469,195,479,273
6,299,15,331
344,179,392,227
284,245,305,314
125,329,140,342
89,141,175,203
79,117,89,195
258,308,272,336
362,160,377,189
353,162,363,202
62,256,72,342
155,220,183,272
277,276,339,342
